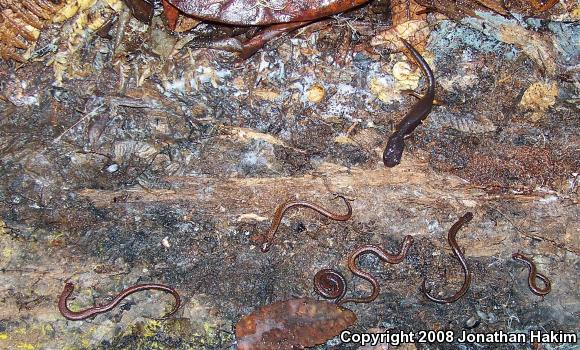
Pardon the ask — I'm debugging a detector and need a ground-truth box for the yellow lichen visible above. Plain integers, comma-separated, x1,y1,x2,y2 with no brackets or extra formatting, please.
81,337,91,348
392,61,420,91
2,247,13,259
16,343,35,350
571,6,580,19
0,219,7,235
40,324,54,337
106,0,124,12
520,82,558,111
53,0,100,22
142,320,162,338
53,2,80,22
370,77,399,104
253,89,281,101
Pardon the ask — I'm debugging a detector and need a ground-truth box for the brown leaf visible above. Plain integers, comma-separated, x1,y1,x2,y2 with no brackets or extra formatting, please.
166,0,369,25
122,0,153,23
162,1,203,34
371,0,433,51
162,0,180,31
391,0,429,26
173,15,201,32
235,298,356,350
474,0,509,15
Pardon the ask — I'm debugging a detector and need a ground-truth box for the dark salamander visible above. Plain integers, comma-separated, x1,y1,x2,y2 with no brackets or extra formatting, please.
383,39,435,167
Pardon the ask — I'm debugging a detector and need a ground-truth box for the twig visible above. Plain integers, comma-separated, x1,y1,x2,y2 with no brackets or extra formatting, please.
486,205,578,255
52,104,105,144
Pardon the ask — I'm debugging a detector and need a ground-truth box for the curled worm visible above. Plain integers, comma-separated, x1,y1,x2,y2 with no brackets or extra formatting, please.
313,269,347,303
337,235,414,305
257,195,352,252
421,212,473,304
512,253,551,296
58,282,181,321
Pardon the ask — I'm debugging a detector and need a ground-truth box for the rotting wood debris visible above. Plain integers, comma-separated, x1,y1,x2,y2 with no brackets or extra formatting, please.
0,0,578,349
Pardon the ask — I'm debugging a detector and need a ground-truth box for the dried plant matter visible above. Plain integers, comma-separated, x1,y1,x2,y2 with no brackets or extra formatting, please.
235,298,356,350
122,0,153,23
161,0,179,30
414,0,568,19
161,0,200,32
166,0,369,25
372,0,431,51
0,0,62,62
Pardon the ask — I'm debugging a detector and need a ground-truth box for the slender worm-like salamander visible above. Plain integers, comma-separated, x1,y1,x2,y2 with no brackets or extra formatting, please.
421,212,473,304
258,195,352,252
313,268,347,303
512,253,551,296
383,38,435,167
336,235,414,305
58,282,181,320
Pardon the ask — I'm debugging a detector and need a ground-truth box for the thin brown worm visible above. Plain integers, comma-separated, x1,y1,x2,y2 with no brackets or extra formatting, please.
258,195,352,252
313,269,347,303
338,235,414,305
420,212,473,304
58,282,181,321
512,253,551,296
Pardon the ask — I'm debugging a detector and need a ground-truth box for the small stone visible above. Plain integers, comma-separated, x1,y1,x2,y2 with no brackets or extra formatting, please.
106,164,119,173
465,316,480,329
306,84,325,103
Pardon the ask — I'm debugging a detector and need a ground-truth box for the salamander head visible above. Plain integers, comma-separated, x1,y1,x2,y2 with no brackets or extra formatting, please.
383,132,405,167
63,282,75,294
